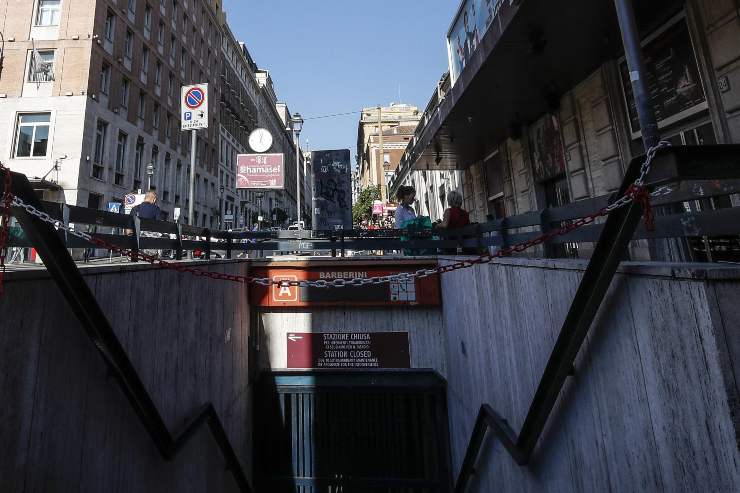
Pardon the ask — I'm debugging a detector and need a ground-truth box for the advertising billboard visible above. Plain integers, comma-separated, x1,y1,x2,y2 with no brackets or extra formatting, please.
311,149,352,231
447,0,510,85
236,153,285,189
619,17,708,138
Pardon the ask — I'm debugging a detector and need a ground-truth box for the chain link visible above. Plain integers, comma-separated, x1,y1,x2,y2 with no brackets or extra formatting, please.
0,142,671,291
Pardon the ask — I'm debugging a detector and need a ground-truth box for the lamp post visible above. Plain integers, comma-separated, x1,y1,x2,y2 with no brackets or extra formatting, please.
256,192,264,230
290,112,304,229
146,163,155,191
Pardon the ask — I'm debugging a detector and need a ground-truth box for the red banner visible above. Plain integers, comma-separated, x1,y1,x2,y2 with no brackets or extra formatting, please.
250,263,441,307
236,153,285,189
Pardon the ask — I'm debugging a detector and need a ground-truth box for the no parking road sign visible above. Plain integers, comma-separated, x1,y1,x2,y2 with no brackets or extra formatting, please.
181,83,209,130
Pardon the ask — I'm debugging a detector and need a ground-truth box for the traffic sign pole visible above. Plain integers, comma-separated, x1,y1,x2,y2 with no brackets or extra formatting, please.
188,129,196,226
181,83,208,227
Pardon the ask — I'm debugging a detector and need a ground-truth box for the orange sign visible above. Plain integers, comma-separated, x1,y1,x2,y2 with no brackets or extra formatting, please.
250,264,441,307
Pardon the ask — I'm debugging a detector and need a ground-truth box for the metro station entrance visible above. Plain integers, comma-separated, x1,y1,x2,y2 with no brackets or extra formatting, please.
254,371,451,492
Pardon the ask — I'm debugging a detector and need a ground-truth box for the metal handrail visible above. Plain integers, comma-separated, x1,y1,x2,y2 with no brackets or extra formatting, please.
452,145,740,492
6,173,740,258
2,171,253,492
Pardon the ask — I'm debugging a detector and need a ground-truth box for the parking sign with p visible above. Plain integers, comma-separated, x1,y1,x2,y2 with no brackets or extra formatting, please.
181,83,209,131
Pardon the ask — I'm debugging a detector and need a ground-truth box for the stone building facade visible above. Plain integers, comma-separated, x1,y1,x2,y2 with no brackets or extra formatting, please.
356,103,421,197
392,0,740,256
0,0,303,229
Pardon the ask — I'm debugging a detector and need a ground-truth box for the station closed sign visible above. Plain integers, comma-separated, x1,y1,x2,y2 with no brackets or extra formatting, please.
287,332,410,369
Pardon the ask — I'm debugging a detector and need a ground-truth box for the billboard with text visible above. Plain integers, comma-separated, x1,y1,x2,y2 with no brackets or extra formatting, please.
236,153,285,189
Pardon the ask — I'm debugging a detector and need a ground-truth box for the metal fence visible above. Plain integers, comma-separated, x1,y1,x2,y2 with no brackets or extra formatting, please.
4,147,740,262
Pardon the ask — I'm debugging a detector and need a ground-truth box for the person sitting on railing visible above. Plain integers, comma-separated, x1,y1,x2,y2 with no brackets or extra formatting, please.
131,191,162,220
131,191,162,258
435,191,477,255
394,185,417,229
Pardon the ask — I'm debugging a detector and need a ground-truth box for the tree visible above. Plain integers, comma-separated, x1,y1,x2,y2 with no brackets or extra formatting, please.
352,185,381,225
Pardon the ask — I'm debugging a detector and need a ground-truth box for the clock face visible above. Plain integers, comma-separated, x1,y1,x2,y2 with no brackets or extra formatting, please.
249,128,273,153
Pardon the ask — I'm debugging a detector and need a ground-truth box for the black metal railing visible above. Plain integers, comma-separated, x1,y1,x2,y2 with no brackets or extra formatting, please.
5,176,740,262
1,171,253,492
452,144,740,492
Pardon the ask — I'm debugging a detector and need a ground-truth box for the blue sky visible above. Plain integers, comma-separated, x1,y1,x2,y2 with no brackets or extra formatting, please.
222,0,459,165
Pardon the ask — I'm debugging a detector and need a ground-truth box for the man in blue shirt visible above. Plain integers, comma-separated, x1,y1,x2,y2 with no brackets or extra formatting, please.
131,191,161,220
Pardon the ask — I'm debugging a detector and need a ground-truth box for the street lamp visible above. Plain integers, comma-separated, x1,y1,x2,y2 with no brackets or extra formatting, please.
290,112,304,229
255,192,264,230
146,163,155,191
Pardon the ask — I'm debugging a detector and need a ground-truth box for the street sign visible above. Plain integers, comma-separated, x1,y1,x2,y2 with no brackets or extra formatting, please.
287,332,410,369
224,214,234,221
107,202,122,214
236,153,285,189
250,263,441,307
181,83,209,130
123,193,146,214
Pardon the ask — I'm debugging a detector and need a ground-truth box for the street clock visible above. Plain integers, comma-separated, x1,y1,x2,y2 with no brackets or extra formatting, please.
248,128,273,153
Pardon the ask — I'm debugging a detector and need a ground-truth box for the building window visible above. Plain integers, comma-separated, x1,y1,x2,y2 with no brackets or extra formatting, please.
167,72,174,98
144,5,152,37
154,61,162,87
141,47,149,74
121,77,130,109
128,0,137,15
165,113,172,140
150,145,159,189
124,29,134,60
175,160,182,200
100,63,111,94
104,11,116,42
27,50,55,82
137,92,146,121
180,47,186,68
170,34,177,61
93,119,108,179
134,137,145,189
36,0,60,27
87,192,102,210
153,104,160,130
157,21,165,47
163,153,171,201
14,113,51,158
115,131,128,185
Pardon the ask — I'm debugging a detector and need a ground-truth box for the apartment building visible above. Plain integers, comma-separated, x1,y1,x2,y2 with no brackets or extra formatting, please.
356,103,421,197
0,0,304,231
0,0,226,225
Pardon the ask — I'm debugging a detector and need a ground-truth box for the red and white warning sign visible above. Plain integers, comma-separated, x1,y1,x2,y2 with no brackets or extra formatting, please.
181,83,209,130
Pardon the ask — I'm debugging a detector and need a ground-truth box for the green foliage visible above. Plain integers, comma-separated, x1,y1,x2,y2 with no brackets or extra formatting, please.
352,185,381,225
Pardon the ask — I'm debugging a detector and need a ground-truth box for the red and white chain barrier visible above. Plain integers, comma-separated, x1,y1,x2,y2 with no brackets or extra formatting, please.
0,142,672,293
